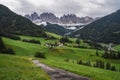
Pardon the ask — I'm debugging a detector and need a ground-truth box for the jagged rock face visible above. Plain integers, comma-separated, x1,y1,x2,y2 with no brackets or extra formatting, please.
79,16,95,23
31,12,39,20
39,13,60,23
60,14,80,24
25,12,95,25
25,14,31,20
25,12,39,21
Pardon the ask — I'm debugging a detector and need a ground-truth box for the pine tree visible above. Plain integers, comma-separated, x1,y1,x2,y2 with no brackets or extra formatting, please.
77,60,82,64
0,37,6,50
106,62,111,70
96,50,99,56
86,61,91,66
96,60,99,67
99,60,105,69
117,51,120,59
93,64,96,67
111,66,116,71
76,39,80,44
103,51,109,58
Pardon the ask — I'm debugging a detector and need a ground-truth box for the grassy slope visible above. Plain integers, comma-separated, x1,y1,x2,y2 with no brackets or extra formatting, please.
114,45,120,51
46,32,62,39
2,35,120,80
41,59,120,80
0,54,50,80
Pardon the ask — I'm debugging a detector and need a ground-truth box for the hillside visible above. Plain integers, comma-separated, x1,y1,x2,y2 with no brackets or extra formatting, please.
42,23,72,35
71,9,120,44
0,4,120,80
0,4,47,37
0,54,50,80
2,35,120,80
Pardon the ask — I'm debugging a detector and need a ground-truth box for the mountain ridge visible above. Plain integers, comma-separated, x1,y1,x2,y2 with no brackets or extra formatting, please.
0,4,47,37
25,12,96,25
71,9,120,44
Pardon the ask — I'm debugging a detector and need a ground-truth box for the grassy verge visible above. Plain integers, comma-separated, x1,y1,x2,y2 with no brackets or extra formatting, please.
41,59,120,80
0,54,50,80
114,45,120,51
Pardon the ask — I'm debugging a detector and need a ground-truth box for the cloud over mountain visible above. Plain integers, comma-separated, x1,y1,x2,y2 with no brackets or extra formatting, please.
0,0,120,17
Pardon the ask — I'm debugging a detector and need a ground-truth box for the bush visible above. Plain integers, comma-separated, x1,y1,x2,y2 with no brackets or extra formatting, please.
76,39,81,44
22,39,41,44
111,66,116,71
0,37,15,55
77,60,82,64
60,37,72,43
45,36,57,40
34,52,46,59
106,62,111,70
0,32,21,40
0,37,6,50
64,58,69,62
102,50,119,59
83,40,103,50
2,48,15,55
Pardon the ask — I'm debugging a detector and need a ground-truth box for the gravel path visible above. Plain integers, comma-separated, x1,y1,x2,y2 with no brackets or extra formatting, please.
32,60,90,80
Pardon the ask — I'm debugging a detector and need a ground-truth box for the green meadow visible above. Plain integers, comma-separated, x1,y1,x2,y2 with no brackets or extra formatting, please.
1,34,120,80
114,45,120,51
0,54,50,80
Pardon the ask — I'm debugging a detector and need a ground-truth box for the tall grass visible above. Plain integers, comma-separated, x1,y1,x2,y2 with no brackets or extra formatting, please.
0,54,50,80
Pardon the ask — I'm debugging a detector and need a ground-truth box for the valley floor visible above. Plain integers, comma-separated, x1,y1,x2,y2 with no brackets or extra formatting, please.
1,35,120,80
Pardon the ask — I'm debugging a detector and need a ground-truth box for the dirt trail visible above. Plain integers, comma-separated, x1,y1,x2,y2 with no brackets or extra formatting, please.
32,60,90,80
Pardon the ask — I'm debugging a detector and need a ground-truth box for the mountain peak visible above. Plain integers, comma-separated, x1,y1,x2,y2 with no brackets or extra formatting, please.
25,12,95,25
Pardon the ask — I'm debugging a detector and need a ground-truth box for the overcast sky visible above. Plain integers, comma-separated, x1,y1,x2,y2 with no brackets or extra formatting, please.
0,0,120,17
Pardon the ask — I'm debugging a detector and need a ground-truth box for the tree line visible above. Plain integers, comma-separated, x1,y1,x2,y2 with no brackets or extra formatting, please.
0,32,21,40
64,58,118,72
22,39,41,44
0,37,15,54
102,50,120,59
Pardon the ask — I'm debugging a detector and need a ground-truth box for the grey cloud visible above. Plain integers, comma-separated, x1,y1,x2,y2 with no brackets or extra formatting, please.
0,0,120,17
17,0,83,16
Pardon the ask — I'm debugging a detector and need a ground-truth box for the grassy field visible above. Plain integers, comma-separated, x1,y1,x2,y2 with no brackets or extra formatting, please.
0,54,50,80
2,35,120,80
46,32,62,39
114,45,120,51
41,59,120,80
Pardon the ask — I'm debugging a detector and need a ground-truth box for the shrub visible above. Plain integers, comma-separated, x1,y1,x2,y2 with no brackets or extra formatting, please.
111,66,116,71
0,37,6,50
77,60,82,64
83,40,103,50
60,37,72,43
0,37,15,55
0,32,21,40
96,50,99,56
64,59,69,62
45,36,57,40
34,52,46,59
22,39,41,44
2,48,15,55
76,39,81,44
102,50,119,59
106,62,111,70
